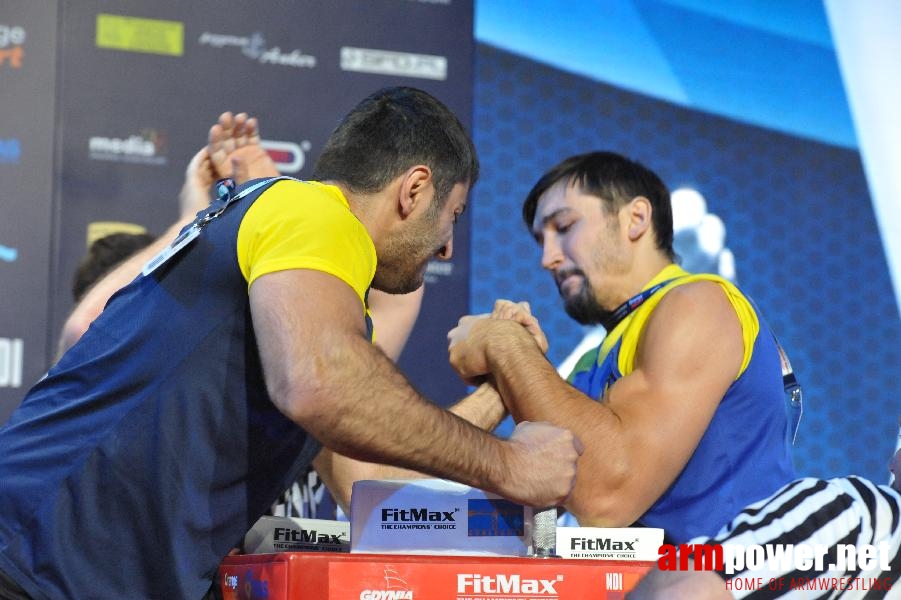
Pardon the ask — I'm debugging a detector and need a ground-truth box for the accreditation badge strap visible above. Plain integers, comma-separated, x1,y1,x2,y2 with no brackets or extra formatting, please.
600,278,679,332
744,296,804,446
775,335,803,445
142,176,297,276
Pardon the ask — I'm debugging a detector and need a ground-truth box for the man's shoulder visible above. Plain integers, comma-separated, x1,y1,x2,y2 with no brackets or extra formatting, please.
255,178,339,202
246,179,357,228
660,275,738,302
648,275,757,336
646,278,738,325
620,273,754,380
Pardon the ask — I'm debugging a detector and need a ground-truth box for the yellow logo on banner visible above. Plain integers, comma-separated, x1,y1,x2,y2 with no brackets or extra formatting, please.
95,14,183,56
86,222,148,248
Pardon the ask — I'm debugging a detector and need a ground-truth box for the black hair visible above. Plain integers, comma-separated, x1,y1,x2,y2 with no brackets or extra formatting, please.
522,151,675,259
313,86,479,206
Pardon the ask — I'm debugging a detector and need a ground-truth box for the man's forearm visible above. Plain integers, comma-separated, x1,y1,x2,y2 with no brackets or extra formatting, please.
484,323,566,423
448,381,506,431
289,332,516,498
314,381,507,512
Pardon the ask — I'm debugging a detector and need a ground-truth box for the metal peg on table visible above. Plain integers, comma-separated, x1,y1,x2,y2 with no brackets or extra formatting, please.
531,506,558,558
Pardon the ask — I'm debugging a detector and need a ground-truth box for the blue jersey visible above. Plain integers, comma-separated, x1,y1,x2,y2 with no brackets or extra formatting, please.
568,265,796,544
0,178,373,599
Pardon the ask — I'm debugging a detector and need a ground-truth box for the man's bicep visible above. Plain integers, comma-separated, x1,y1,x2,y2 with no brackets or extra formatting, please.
249,268,368,418
612,285,744,481
636,283,744,405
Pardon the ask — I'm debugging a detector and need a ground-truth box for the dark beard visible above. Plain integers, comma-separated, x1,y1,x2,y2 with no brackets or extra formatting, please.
372,261,425,294
562,279,610,326
374,204,439,294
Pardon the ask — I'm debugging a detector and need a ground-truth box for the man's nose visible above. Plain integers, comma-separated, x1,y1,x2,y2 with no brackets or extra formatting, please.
541,236,562,271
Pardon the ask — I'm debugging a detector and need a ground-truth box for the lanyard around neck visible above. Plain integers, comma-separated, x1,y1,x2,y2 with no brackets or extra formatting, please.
601,278,678,332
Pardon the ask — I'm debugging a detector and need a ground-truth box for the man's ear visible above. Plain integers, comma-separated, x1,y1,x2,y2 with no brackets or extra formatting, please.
626,196,652,241
398,165,433,219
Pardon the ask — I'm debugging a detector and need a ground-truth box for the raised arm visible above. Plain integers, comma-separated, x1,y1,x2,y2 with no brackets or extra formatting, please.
58,112,274,358
250,267,579,508
449,281,743,525
56,148,216,358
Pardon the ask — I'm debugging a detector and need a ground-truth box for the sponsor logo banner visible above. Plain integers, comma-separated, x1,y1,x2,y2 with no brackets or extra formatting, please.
95,14,184,56
219,553,653,599
88,129,167,165
261,140,311,174
244,516,350,554
340,47,447,80
351,480,531,556
328,561,647,598
198,31,316,69
220,562,286,599
557,527,664,561
86,222,148,248
0,23,25,70
467,499,524,537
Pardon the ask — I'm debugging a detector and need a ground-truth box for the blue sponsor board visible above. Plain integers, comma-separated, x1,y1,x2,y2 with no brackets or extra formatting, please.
467,498,525,537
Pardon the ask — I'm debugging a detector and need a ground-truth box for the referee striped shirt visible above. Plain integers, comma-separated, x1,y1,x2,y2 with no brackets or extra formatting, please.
697,476,901,598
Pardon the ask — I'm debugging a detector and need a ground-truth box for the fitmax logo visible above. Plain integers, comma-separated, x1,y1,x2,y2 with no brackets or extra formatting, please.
457,573,564,595
381,508,456,522
571,537,637,551
272,527,344,544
